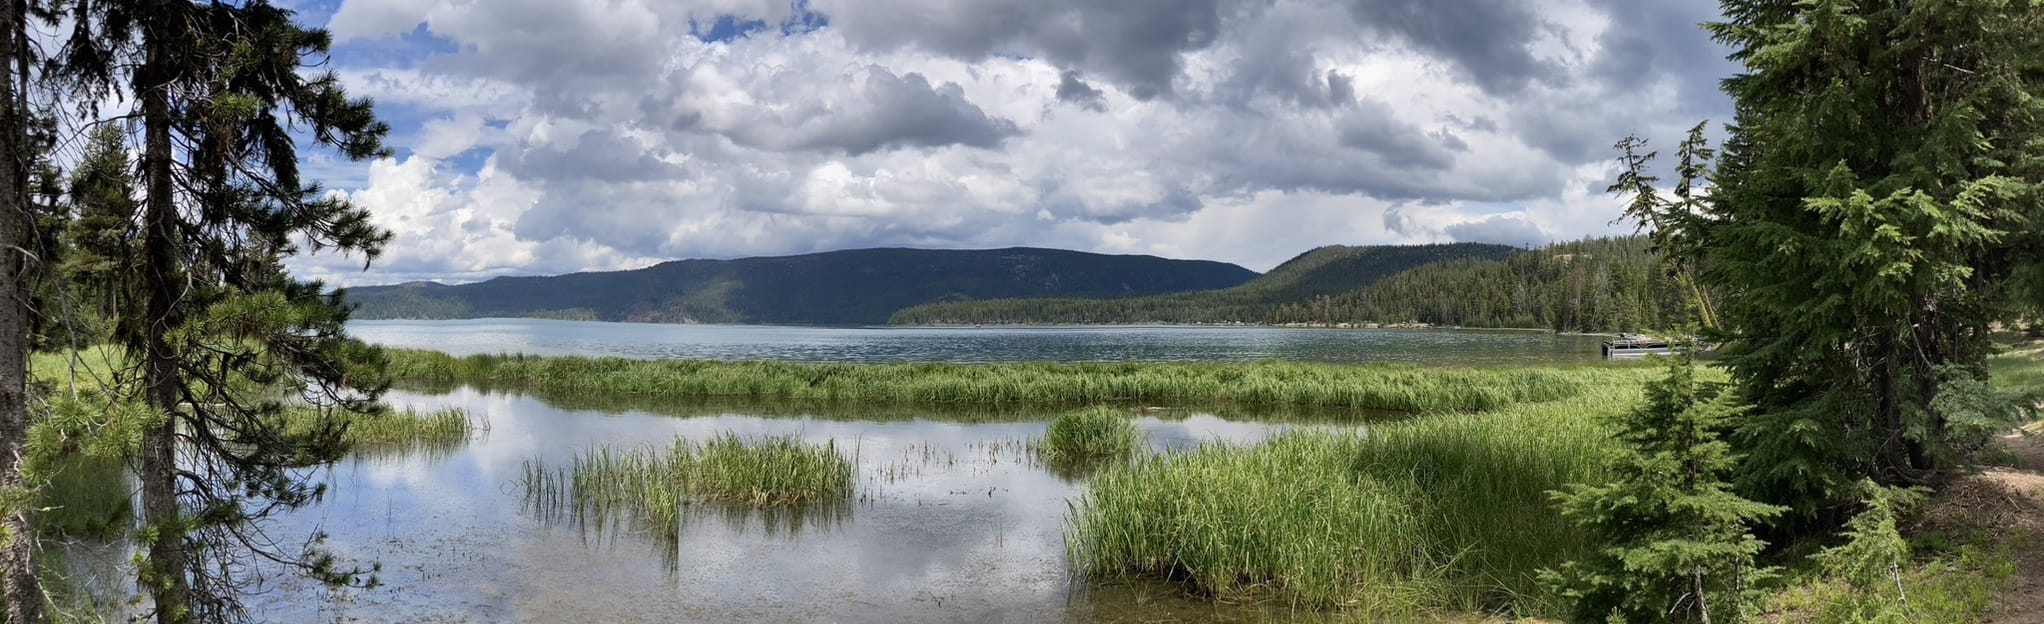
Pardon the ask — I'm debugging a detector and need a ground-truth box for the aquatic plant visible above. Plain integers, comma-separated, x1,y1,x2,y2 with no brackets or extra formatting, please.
1036,407,1141,464
275,406,480,449
1065,371,1656,616
34,455,131,540
523,434,854,535
385,349,1619,413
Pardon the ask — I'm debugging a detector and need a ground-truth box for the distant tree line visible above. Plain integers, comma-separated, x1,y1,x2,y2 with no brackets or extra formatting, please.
895,236,1689,334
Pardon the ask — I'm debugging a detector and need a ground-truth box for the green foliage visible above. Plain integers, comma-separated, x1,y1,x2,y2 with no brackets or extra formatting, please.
33,454,129,540
1036,406,1141,463
1316,236,1689,333
346,247,1258,325
1679,0,2044,519
521,434,854,534
1543,351,1784,623
386,349,1604,413
275,406,476,450
1772,543,2014,624
1068,372,1655,616
1763,482,2015,624
893,242,1517,325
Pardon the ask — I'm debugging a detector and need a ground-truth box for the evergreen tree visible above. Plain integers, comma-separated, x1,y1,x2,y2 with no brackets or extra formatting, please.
0,0,47,616
61,124,137,328
1697,0,2044,519
1609,123,1721,329
1544,348,1783,623
52,1,394,621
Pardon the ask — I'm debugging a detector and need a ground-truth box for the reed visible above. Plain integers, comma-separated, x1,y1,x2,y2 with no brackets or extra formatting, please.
1065,370,1655,617
522,434,854,534
386,349,1619,413
276,406,481,449
34,454,131,540
1036,407,1142,463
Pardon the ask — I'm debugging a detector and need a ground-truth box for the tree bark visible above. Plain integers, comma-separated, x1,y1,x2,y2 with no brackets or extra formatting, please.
137,24,192,624
0,0,47,615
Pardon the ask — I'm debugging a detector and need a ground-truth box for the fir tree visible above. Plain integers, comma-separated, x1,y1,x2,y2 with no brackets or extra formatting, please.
1696,0,2044,519
61,124,138,328
1544,348,1784,623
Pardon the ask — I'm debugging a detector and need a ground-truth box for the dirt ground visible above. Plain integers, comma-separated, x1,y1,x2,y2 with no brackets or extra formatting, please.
1921,423,2044,624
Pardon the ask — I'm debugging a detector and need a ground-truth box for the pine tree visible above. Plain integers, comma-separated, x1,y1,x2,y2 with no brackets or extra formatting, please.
50,1,394,621
1544,348,1784,623
0,0,48,616
1696,0,2044,518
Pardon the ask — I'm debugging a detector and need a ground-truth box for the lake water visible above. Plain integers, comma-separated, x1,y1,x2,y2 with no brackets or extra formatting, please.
350,318,1607,365
56,321,1607,621
61,390,1370,623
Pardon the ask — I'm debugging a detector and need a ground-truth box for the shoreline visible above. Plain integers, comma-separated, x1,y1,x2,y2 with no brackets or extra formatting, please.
354,316,1631,338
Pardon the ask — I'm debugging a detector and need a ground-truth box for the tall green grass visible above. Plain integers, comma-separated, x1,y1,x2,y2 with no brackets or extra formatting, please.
1036,407,1142,463
386,349,1612,413
522,434,854,534
1066,370,1655,617
276,406,481,449
34,455,131,540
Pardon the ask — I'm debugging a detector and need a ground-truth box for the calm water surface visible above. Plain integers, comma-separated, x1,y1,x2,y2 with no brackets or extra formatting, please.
351,318,1605,365
60,322,1604,621
66,389,1362,622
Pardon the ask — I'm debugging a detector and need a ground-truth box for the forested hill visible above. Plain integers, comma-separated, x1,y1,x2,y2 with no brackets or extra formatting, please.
344,247,1259,325
890,237,1690,333
888,242,1518,325
1274,237,1689,332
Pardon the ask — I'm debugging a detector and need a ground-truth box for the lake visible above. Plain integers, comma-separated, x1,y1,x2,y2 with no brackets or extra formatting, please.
56,321,1611,621
60,390,1372,623
350,318,1608,365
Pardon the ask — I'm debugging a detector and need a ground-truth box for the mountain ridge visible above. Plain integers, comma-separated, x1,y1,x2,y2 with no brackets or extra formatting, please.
344,246,1260,325
889,242,1520,325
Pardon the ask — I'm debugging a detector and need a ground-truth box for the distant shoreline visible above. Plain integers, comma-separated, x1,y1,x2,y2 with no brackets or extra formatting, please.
353,316,1628,338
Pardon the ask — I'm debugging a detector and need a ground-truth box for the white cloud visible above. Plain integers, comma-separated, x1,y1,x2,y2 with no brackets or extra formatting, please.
299,0,1733,285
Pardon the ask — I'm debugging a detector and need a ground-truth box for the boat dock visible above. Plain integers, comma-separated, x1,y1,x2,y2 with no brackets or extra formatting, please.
1602,333,1673,358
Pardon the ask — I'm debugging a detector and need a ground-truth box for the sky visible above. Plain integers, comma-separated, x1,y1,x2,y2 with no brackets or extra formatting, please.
276,0,1739,287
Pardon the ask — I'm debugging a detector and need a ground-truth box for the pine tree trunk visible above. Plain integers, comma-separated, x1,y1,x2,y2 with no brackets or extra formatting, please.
0,0,47,614
138,27,193,624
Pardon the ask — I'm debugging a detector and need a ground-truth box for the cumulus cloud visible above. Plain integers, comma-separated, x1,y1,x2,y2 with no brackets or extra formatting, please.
291,0,1737,286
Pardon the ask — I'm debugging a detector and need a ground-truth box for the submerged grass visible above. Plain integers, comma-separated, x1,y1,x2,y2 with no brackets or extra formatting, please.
523,434,854,534
386,349,1615,413
1037,407,1143,463
1065,368,1656,617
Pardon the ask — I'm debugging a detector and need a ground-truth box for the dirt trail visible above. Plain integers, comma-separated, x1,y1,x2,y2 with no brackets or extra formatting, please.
1927,424,2044,624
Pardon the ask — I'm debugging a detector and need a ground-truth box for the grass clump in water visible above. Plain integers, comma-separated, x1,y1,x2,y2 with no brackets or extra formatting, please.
681,434,856,507
276,406,480,449
34,454,131,540
1037,407,1142,463
525,434,854,532
1066,372,1654,617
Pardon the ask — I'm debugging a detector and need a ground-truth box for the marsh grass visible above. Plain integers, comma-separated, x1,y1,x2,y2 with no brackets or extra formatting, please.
523,434,854,536
1036,407,1142,464
34,454,131,540
386,349,1609,413
1065,369,1655,617
274,406,482,451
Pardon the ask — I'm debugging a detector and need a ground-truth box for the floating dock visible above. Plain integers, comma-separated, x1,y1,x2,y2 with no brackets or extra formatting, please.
1602,333,1673,358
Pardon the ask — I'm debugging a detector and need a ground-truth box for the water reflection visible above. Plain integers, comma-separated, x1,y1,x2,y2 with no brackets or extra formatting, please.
67,387,1386,622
